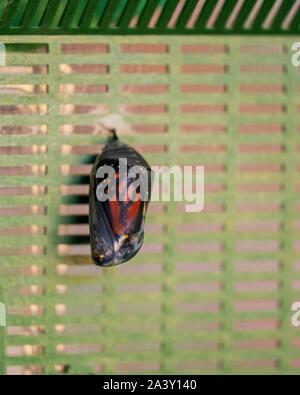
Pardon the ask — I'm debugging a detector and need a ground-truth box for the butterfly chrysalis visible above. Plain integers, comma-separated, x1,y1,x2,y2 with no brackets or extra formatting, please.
89,129,152,267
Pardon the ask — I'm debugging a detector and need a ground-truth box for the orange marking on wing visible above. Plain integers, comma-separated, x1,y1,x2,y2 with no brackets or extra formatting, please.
109,198,123,235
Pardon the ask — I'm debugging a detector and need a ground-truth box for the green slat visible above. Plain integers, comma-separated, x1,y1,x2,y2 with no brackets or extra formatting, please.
19,0,41,28
78,0,102,29
98,0,120,29
109,0,130,28
39,0,63,28
232,0,257,31
251,0,277,31
289,6,300,31
30,0,50,28
138,0,161,30
118,0,139,29
157,0,181,29
10,0,28,27
176,0,199,29
0,0,21,28
60,0,80,30
271,0,294,31
213,0,239,31
195,0,219,31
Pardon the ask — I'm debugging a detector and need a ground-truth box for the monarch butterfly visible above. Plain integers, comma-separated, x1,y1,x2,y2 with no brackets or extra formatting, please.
89,129,152,267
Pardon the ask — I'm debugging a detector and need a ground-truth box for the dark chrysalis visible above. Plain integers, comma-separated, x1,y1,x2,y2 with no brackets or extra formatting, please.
89,129,152,267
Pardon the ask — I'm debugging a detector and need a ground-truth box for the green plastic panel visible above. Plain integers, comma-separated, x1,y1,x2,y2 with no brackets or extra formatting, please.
0,0,300,35
0,35,300,375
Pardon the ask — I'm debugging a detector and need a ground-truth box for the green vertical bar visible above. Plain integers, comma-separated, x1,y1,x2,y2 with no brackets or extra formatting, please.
271,0,293,32
233,0,255,32
251,0,277,32
0,0,21,28
43,39,61,375
78,0,100,29
176,0,199,29
222,37,237,374
0,286,6,375
161,37,180,374
98,0,120,29
156,0,180,29
138,0,160,30
40,0,64,29
213,0,239,31
19,0,39,28
118,0,138,29
279,37,297,374
194,0,218,31
290,8,300,31
60,0,79,30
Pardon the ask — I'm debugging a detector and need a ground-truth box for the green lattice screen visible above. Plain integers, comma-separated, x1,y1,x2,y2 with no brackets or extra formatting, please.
0,0,300,35
0,35,300,375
